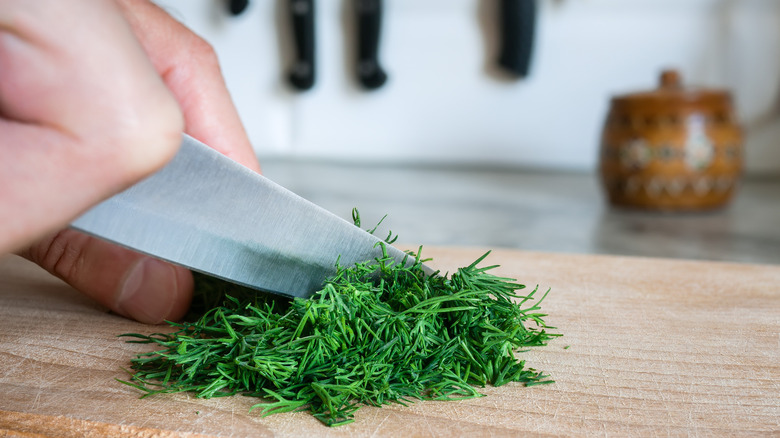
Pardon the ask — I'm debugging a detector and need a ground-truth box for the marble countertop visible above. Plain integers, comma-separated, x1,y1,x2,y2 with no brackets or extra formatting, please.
263,160,780,265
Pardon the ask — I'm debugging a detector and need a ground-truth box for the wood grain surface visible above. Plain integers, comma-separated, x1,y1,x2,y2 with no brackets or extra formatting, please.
0,248,777,437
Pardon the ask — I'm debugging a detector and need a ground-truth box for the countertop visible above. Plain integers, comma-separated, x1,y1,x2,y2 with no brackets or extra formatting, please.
1,160,779,436
263,160,780,265
1,161,779,436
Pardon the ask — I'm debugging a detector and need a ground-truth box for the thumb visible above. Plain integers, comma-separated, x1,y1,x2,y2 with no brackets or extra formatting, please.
21,229,193,324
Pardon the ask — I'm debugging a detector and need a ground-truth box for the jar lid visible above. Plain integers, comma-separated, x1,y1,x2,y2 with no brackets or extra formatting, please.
611,70,731,109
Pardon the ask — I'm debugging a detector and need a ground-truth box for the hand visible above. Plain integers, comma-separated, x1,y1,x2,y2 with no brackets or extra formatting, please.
0,0,260,323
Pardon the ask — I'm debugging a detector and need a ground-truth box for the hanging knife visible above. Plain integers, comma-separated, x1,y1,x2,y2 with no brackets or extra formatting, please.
227,0,250,16
288,0,316,90
355,0,388,90
497,0,537,78
71,134,413,299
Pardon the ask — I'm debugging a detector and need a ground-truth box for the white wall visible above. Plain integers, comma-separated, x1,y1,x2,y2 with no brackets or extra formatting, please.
157,0,780,175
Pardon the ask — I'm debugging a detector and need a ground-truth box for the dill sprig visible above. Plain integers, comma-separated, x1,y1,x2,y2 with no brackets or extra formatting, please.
119,213,559,427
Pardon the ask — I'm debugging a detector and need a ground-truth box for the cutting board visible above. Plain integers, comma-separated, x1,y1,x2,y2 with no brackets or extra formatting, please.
0,248,777,437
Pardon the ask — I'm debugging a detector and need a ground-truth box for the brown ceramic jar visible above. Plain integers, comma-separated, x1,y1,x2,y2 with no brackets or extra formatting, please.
599,70,743,211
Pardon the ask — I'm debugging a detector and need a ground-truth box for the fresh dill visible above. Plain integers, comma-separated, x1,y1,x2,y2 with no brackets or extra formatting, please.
119,211,559,426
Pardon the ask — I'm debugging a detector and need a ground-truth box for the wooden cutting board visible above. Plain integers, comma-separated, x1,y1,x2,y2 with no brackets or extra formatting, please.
0,248,777,437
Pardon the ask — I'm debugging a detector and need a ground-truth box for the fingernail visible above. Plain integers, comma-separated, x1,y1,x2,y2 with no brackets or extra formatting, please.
118,257,178,324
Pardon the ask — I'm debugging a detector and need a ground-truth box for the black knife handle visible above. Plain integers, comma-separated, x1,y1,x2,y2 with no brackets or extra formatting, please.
355,0,387,90
288,0,315,90
227,0,249,16
497,0,537,78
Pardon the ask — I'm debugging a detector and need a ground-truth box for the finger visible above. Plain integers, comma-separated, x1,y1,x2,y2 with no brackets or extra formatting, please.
20,229,193,324
115,0,261,173
0,0,183,254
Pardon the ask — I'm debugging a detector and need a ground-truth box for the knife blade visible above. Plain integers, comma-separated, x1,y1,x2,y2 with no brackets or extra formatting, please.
71,134,413,298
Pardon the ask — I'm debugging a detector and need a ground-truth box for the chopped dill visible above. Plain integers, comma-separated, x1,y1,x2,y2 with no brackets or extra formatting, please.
119,211,559,426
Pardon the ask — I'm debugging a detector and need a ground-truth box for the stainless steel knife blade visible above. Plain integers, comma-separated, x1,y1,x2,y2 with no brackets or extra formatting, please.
71,134,413,298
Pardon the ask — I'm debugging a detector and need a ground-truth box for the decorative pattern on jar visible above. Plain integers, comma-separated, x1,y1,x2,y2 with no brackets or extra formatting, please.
599,70,743,211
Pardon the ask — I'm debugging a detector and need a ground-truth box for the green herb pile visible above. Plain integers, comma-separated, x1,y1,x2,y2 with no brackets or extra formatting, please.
120,217,558,427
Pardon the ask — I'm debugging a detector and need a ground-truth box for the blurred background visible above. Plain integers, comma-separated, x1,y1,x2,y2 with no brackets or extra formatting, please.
157,0,780,264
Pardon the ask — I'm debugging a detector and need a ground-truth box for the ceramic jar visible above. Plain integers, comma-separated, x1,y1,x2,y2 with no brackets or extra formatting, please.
599,70,743,210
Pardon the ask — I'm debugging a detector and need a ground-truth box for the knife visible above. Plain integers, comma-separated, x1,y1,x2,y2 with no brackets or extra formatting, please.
497,0,537,78
70,134,413,299
227,0,249,16
355,0,387,90
287,0,316,91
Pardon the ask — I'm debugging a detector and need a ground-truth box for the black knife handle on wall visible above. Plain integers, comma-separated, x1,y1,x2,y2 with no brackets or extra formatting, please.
355,0,387,90
227,0,249,16
497,0,537,78
288,0,315,90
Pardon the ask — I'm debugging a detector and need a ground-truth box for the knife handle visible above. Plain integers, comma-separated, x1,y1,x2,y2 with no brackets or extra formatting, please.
227,0,250,16
497,0,537,78
355,0,387,90
288,0,316,90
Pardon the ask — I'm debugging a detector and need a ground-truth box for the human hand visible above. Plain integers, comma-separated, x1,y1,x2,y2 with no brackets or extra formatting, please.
1,0,260,323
